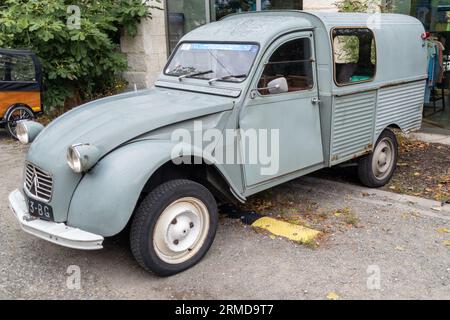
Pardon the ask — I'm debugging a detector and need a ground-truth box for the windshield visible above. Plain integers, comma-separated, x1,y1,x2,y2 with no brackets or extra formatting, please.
165,43,259,82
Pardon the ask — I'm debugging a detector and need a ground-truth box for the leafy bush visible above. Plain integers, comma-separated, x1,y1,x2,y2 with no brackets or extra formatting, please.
334,0,394,13
0,0,160,111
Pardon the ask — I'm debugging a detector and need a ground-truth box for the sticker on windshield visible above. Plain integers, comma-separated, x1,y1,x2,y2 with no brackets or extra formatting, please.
180,43,257,52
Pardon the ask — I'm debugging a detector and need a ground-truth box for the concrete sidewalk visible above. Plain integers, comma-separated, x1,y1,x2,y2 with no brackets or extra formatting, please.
411,124,450,145
409,131,450,146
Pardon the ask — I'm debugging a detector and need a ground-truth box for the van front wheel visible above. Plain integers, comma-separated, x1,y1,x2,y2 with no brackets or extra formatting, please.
358,129,398,188
130,179,218,276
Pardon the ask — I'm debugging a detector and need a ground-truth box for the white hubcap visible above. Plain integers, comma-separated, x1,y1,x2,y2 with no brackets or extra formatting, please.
372,138,395,180
153,197,209,264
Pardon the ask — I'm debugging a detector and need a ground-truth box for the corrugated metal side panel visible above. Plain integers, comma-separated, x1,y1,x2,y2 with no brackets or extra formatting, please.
331,91,376,165
375,80,425,137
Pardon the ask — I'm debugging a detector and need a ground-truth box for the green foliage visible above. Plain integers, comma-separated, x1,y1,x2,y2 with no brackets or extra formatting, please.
0,0,161,110
334,0,394,13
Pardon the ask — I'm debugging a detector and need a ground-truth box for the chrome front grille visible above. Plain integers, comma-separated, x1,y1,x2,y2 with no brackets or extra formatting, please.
24,163,53,202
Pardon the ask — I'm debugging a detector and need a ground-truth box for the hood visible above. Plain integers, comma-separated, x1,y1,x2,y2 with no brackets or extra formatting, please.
29,87,235,161
24,87,234,223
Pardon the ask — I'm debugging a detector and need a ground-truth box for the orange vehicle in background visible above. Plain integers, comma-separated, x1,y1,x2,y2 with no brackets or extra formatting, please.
0,49,43,139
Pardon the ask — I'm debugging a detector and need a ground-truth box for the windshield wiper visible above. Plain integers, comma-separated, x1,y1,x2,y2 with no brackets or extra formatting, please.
178,70,213,81
208,74,247,85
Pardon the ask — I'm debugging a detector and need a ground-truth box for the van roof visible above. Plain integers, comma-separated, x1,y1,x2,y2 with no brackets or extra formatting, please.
181,10,422,44
305,11,421,28
178,10,427,95
182,12,313,44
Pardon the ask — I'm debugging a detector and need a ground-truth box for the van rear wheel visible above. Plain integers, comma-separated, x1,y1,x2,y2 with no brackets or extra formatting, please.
130,179,218,276
358,129,398,188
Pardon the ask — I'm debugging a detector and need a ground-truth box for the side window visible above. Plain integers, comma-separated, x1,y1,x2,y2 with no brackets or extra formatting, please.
332,28,376,85
0,54,11,82
11,55,36,82
0,54,36,82
258,38,314,95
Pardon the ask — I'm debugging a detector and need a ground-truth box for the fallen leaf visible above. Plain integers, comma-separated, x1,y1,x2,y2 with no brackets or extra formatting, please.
395,245,405,251
443,240,450,247
414,172,421,177
437,228,450,234
431,207,442,212
327,292,339,300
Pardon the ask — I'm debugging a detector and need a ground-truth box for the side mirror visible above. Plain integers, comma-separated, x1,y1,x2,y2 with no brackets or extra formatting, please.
267,77,289,94
250,77,288,98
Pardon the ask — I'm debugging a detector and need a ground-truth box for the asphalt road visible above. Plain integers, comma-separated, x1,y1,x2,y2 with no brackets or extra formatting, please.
0,132,449,300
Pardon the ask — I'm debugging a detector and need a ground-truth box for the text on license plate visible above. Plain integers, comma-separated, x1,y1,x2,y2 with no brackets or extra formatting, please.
27,197,54,221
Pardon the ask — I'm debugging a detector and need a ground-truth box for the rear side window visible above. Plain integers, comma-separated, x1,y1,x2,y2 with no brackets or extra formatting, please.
332,28,376,85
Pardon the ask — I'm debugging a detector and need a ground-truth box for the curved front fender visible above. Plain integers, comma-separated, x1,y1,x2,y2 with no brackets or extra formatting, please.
67,140,176,237
67,139,244,237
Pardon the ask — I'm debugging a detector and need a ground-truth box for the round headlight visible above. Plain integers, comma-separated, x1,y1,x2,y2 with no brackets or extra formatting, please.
67,144,101,173
16,121,29,144
67,145,83,173
16,120,44,144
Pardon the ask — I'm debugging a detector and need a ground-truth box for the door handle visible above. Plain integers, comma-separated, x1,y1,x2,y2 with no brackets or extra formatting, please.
311,97,321,105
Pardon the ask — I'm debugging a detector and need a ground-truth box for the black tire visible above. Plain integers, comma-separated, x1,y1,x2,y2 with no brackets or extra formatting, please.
358,129,398,188
5,105,35,139
130,179,218,276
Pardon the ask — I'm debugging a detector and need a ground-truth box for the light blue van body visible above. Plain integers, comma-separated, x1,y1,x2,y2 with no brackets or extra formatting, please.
17,11,427,238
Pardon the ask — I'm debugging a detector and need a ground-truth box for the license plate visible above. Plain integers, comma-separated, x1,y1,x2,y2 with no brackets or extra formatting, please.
27,196,54,221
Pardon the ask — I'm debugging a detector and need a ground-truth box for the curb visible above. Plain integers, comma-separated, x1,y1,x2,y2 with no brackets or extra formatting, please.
407,132,450,146
300,177,450,215
220,204,321,243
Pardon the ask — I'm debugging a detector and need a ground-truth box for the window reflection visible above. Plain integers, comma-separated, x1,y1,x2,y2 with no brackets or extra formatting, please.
262,0,303,10
210,0,257,21
167,0,207,52
167,0,304,53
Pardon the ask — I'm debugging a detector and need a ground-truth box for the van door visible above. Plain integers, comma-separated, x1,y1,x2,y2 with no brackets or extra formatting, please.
239,31,324,187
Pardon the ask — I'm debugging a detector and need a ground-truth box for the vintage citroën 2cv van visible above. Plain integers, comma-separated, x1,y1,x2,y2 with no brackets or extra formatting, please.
9,11,427,275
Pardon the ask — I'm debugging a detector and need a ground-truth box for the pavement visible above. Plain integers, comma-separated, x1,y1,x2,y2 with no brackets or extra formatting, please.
0,131,449,300
415,123,450,145
409,132,450,146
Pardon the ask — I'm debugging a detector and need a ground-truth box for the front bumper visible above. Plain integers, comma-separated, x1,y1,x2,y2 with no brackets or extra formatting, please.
8,189,104,250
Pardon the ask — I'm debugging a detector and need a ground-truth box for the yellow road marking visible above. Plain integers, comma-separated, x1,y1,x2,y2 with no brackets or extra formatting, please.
251,217,320,243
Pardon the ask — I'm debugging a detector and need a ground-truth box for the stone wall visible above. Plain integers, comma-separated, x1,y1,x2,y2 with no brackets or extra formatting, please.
120,0,167,89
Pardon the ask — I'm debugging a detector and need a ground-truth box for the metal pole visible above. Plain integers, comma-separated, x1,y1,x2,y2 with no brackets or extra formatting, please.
205,0,211,23
256,0,262,11
164,0,170,56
